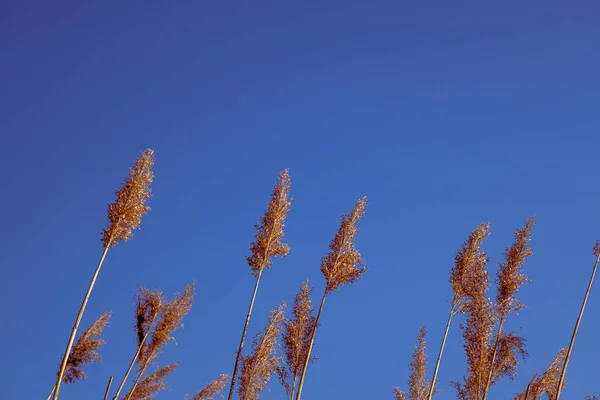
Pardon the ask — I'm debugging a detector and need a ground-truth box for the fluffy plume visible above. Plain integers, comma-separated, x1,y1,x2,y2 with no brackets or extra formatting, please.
187,374,229,400
135,287,163,366
594,241,600,257
514,349,566,400
60,312,111,383
394,326,432,400
277,280,317,399
496,217,535,320
247,169,292,277
102,149,155,248
238,303,286,400
122,362,178,400
321,197,367,293
140,283,195,367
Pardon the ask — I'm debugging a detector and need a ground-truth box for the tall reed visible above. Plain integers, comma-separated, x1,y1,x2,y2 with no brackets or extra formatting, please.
53,149,154,400
515,349,566,400
394,326,432,400
555,241,600,399
187,374,230,400
295,197,367,400
227,170,292,400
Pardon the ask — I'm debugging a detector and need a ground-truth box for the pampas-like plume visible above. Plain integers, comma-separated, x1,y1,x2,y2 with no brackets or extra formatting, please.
238,303,286,400
126,283,195,400
394,326,433,400
427,223,490,400
112,288,164,400
295,197,367,400
121,362,178,400
228,170,292,400
187,374,229,400
277,280,317,400
555,241,600,399
482,218,534,400
53,149,155,400
514,349,566,400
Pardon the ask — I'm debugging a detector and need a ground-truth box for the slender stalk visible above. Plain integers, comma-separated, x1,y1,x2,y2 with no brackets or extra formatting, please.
53,244,111,400
482,319,505,400
125,348,154,400
227,269,264,400
556,253,600,400
112,328,152,400
290,375,297,400
295,290,327,400
47,386,55,400
427,305,455,400
103,376,113,400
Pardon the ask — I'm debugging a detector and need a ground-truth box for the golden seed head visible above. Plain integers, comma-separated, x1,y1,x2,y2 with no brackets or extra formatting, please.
60,312,111,384
134,287,163,366
122,362,178,400
188,374,230,400
593,240,600,257
394,326,432,400
515,349,566,399
321,197,367,293
247,169,292,277
102,149,155,248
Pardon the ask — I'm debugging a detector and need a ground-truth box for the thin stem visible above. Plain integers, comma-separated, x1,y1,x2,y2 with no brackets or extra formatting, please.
125,347,156,400
103,376,113,400
555,253,600,400
47,386,55,400
295,290,327,400
482,318,505,400
53,244,111,400
227,268,264,400
112,327,153,400
427,304,455,400
290,374,297,400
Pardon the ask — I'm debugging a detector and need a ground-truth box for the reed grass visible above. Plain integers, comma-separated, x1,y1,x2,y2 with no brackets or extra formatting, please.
394,326,432,400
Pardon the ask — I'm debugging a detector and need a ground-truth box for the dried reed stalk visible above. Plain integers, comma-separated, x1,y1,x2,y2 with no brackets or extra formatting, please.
47,312,112,400
515,349,566,400
427,223,490,400
112,288,164,400
187,374,230,400
126,283,194,400
238,303,286,400
277,280,317,400
295,197,367,400
53,149,154,400
121,362,178,400
227,170,292,400
103,376,114,400
555,241,600,400
482,218,534,400
394,326,432,400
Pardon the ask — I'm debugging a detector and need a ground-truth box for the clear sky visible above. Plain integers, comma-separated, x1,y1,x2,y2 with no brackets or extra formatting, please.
1,1,599,399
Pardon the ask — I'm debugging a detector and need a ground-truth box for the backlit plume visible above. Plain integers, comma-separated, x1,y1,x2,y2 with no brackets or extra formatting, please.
394,326,432,400
321,197,367,293
514,349,566,400
134,287,164,366
122,362,178,400
102,149,155,248
246,169,292,277
188,374,230,400
60,312,112,384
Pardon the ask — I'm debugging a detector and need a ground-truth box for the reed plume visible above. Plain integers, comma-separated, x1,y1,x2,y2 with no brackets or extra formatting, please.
277,279,317,400
482,218,534,400
187,374,229,400
427,223,490,400
555,241,600,399
126,283,195,400
394,326,432,400
238,303,286,400
515,349,566,400
295,197,367,400
228,169,292,400
112,287,164,400
121,362,178,400
54,149,154,400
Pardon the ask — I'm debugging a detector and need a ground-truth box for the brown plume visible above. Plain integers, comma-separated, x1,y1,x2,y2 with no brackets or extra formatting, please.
321,197,367,293
238,303,286,400
134,287,164,366
187,374,229,400
394,326,432,400
59,312,111,384
247,169,292,277
122,362,178,400
102,149,154,248
514,349,566,400
277,280,317,399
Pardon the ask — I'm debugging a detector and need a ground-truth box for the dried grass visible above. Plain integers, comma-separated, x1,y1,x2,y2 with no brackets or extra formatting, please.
394,326,432,400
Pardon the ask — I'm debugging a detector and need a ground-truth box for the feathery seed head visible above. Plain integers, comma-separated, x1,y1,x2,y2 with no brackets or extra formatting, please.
515,349,566,400
394,326,432,400
103,149,155,248
593,241,600,257
188,374,229,400
321,197,367,293
134,287,163,366
60,312,111,384
247,169,292,277
122,362,178,400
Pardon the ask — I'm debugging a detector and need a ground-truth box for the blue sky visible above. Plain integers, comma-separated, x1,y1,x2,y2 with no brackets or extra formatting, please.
1,1,599,399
